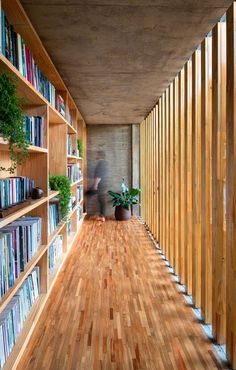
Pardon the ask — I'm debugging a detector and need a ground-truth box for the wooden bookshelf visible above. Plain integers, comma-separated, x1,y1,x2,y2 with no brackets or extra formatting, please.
0,1,86,369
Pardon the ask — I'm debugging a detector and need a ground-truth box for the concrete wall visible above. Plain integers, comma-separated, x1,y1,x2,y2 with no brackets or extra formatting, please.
86,124,139,217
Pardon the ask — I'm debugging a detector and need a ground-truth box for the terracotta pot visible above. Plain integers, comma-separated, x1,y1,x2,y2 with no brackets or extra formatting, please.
115,205,131,221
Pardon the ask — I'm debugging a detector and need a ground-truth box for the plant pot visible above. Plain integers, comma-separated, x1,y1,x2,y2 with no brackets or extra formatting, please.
115,205,131,221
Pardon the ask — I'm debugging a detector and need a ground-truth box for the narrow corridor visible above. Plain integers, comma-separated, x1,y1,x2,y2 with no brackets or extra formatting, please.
18,218,228,370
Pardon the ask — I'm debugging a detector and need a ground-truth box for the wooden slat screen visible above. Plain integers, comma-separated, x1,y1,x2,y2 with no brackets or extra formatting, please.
140,3,236,368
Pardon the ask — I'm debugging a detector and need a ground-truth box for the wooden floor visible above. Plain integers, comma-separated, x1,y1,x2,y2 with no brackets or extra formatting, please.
18,218,228,370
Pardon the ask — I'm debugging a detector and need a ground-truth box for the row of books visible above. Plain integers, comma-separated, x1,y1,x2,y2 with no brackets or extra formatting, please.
67,220,72,237
67,135,73,156
0,177,34,211
48,235,63,272
24,116,44,148
48,199,60,236
77,185,83,202
56,95,65,117
67,164,83,183
0,216,42,300
68,196,76,214
0,5,65,115
0,267,40,369
77,207,82,222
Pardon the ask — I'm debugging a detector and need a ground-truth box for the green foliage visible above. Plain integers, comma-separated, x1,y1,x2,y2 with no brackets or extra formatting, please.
77,139,83,158
49,175,71,220
108,179,140,209
0,73,29,173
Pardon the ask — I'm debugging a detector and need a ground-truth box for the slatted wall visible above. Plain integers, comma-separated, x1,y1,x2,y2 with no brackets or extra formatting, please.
140,3,236,368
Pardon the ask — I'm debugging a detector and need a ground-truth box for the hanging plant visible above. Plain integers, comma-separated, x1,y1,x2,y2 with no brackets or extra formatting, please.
0,73,29,173
49,175,71,220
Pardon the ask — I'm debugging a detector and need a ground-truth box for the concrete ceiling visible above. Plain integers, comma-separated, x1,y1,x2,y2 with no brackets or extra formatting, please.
21,0,231,125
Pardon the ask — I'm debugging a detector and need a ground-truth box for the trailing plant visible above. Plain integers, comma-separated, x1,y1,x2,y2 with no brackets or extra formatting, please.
108,179,140,209
49,175,71,220
0,73,29,173
77,139,83,158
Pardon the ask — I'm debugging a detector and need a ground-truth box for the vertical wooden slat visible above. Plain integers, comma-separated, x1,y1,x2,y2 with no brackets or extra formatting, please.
162,94,166,254
156,104,160,242
173,76,180,275
169,82,174,268
201,35,213,323
185,58,193,295
165,88,170,261
152,109,155,235
147,115,150,227
159,98,163,250
179,68,187,285
226,3,236,367
212,20,226,343
192,48,202,308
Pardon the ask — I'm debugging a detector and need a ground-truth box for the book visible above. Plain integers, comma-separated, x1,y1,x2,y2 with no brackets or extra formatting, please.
0,216,42,301
24,116,44,148
77,185,83,202
48,235,63,271
67,164,80,183
67,135,73,156
0,176,35,211
0,11,62,111
48,198,60,235
0,267,40,368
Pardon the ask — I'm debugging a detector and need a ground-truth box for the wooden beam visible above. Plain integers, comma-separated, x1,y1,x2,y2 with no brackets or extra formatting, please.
173,76,180,275
169,82,174,268
179,68,187,285
226,3,236,366
212,20,226,343
192,49,202,308
201,35,213,324
185,59,193,295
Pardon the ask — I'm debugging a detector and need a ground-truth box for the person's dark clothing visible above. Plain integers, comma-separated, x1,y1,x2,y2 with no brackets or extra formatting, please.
94,160,108,192
94,159,108,216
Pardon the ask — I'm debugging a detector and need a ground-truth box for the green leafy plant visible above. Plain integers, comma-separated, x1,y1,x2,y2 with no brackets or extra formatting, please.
49,175,71,220
108,179,140,209
77,139,83,158
0,73,29,173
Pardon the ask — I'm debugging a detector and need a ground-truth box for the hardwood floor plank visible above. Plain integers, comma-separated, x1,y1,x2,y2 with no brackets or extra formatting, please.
18,218,228,370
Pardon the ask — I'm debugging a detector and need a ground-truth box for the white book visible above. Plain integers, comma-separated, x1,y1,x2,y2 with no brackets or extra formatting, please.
0,324,5,369
17,34,23,75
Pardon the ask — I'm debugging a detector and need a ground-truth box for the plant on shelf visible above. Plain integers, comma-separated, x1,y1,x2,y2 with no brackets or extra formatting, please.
77,138,83,158
108,179,140,221
0,73,29,173
49,175,71,220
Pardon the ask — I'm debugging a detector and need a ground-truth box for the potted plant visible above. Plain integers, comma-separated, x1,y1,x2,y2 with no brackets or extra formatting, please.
49,175,71,220
0,73,29,173
77,139,83,158
108,179,140,221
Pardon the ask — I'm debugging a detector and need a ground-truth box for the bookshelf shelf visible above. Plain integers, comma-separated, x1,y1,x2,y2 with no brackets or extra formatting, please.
48,252,67,290
3,294,47,370
68,203,80,219
48,220,66,245
0,196,47,229
0,137,48,153
0,243,48,315
0,53,47,106
67,155,79,160
70,178,83,187
67,231,77,249
0,1,86,368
